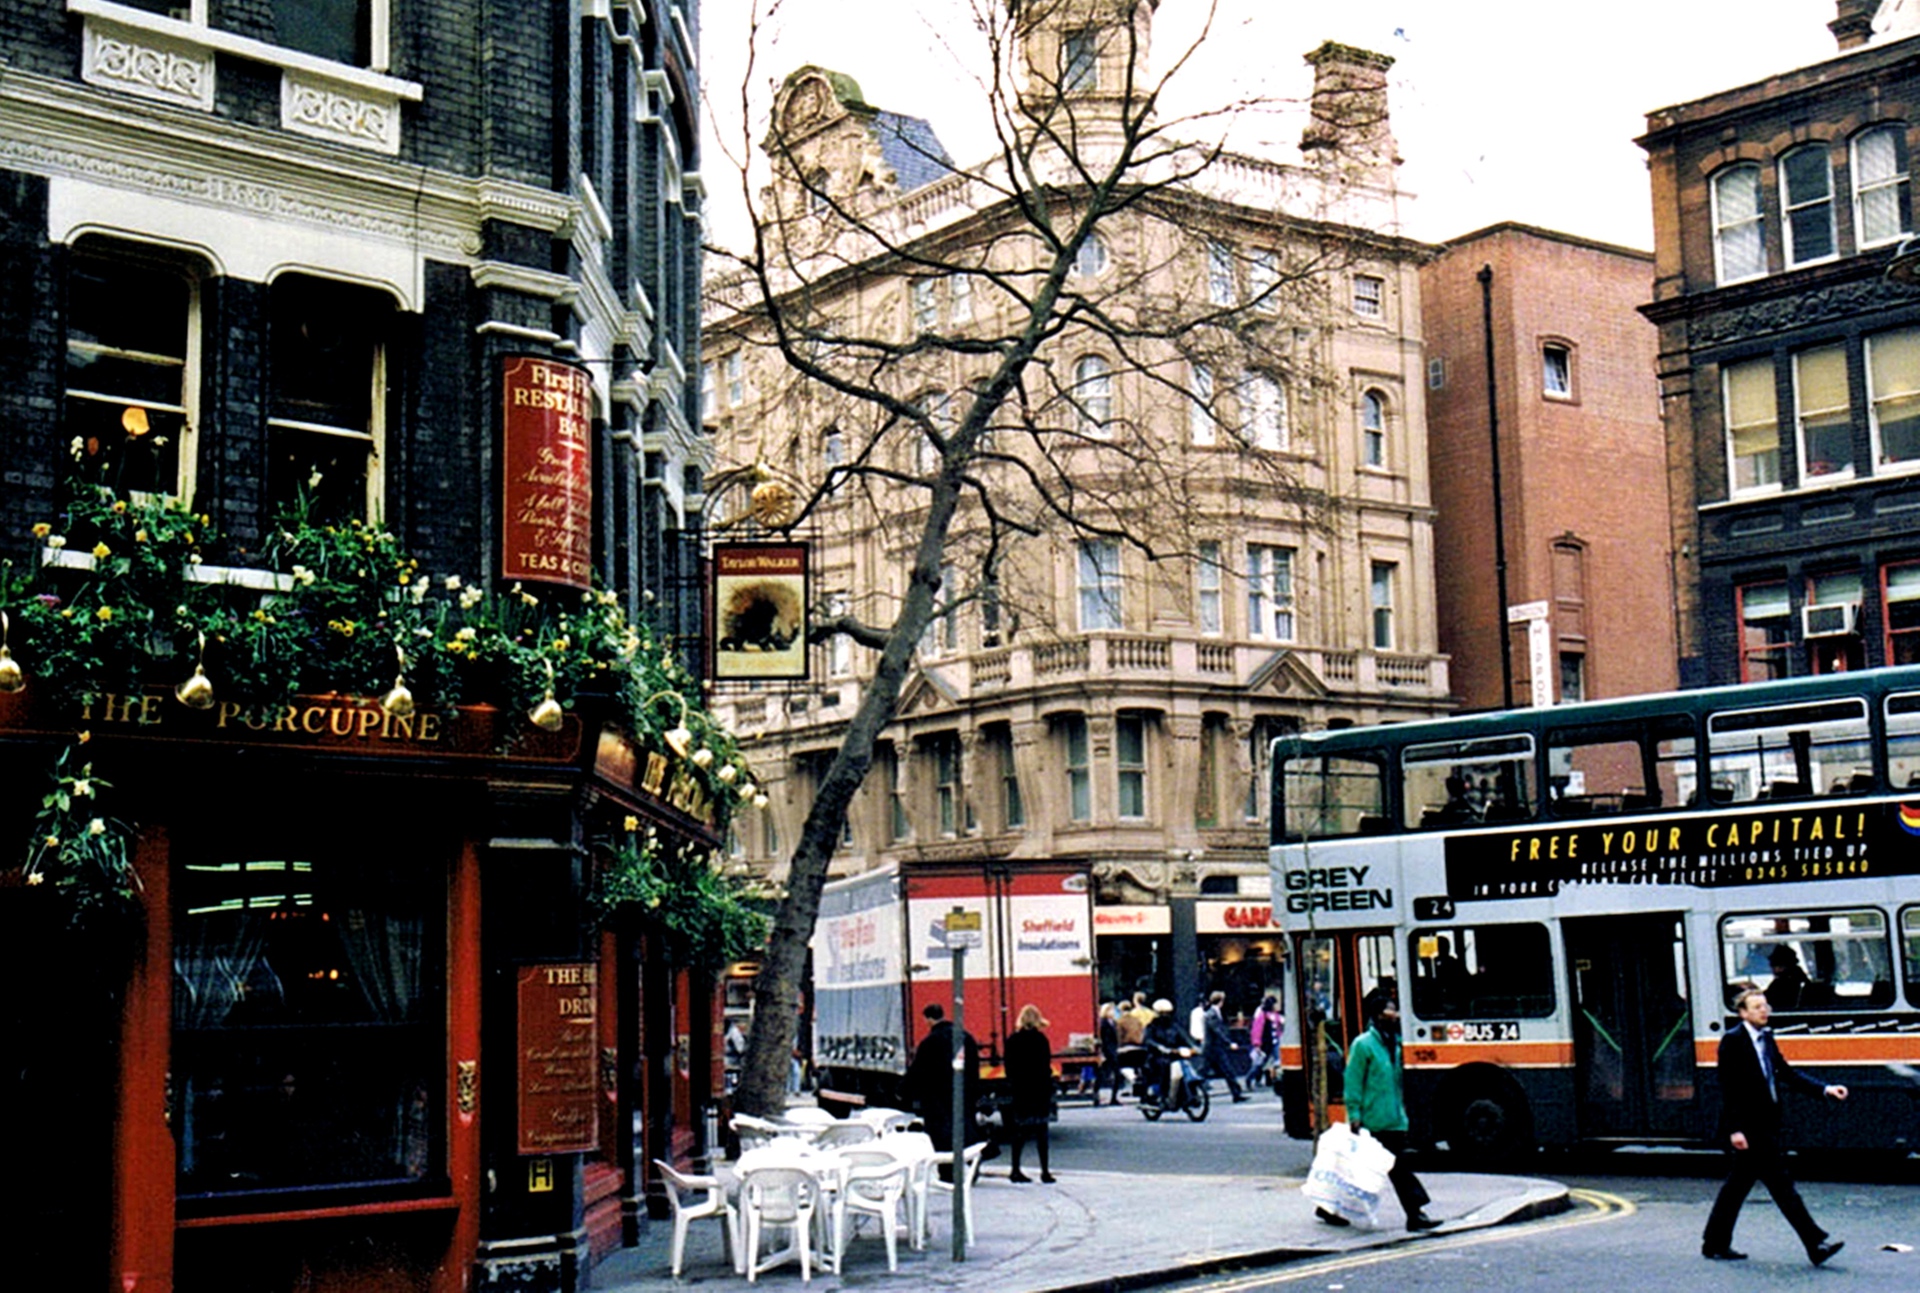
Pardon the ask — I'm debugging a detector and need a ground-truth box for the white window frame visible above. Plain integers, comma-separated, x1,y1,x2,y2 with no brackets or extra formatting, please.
1712,164,1767,285
267,273,387,524
1072,234,1109,280
1197,541,1223,636
1793,343,1854,483
911,279,938,332
1073,354,1113,437
700,361,717,419
1780,144,1837,268
824,425,845,467
725,351,744,405
1722,355,1782,496
1245,373,1287,450
1352,274,1384,318
75,0,395,73
1249,248,1279,313
1543,344,1572,399
1207,239,1235,306
1867,327,1920,471
1853,125,1911,249
949,273,973,323
63,248,201,505
933,733,961,837
1428,357,1445,390
1248,544,1295,642
1370,561,1396,651
1063,27,1098,94
1064,715,1092,822
1078,539,1123,632
826,592,851,677
1189,361,1216,446
1360,389,1387,467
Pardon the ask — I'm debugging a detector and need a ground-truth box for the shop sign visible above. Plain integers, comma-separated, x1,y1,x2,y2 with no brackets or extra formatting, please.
592,727,721,834
0,686,579,762
1092,905,1171,936
517,962,600,1155
712,543,808,680
501,355,593,590
1195,901,1284,934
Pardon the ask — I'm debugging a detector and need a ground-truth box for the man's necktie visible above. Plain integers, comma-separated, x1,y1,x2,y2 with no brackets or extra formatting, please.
1757,1029,1776,1100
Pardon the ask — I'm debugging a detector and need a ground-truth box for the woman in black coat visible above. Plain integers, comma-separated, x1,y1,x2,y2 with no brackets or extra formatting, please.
1004,1004,1056,1182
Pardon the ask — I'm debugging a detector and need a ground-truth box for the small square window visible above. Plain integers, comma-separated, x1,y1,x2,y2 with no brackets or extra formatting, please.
1543,344,1572,399
1352,275,1384,318
1427,357,1445,390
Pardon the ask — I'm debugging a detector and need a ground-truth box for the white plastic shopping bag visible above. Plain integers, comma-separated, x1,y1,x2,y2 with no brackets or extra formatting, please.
1301,1122,1395,1225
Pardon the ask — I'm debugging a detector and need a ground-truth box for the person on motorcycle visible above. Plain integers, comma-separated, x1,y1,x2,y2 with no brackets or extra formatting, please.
1142,999,1195,1108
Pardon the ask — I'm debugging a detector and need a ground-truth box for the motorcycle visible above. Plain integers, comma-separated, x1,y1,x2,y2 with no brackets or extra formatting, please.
1135,1048,1211,1122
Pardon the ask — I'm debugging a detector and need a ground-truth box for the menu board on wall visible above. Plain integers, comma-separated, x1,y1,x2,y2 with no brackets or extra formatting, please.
501,355,593,591
516,962,599,1155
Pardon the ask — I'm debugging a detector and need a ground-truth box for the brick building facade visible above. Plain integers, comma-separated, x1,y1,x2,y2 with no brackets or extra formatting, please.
0,4,714,1290
1641,5,1920,686
1423,224,1676,712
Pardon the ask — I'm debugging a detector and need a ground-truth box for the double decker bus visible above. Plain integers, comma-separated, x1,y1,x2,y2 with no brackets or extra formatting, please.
1271,665,1920,1159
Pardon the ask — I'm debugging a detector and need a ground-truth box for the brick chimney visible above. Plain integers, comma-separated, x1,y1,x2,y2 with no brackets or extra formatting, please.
1831,0,1877,50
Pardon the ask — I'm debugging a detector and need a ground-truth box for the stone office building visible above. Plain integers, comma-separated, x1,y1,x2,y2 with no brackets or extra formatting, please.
0,3,715,1290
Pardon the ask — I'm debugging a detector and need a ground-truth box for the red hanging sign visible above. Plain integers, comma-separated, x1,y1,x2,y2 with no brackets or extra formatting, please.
501,355,593,590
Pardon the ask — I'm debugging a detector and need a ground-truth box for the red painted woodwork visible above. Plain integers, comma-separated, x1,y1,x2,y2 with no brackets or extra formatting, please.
112,828,175,1293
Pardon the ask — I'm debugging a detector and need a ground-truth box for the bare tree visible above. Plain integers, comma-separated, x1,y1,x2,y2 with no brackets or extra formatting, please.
706,0,1422,1117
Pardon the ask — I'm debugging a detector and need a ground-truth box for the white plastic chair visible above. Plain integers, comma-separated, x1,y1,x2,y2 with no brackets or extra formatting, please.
813,1120,878,1150
854,1106,919,1134
885,1130,937,1249
832,1148,913,1272
739,1164,822,1283
653,1158,736,1279
926,1140,988,1246
781,1105,837,1128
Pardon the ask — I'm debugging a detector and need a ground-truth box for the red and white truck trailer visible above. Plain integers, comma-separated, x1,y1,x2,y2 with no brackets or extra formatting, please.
810,860,1097,1116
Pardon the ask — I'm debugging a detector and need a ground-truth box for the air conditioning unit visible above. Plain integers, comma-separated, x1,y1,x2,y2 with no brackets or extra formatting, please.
1802,602,1859,638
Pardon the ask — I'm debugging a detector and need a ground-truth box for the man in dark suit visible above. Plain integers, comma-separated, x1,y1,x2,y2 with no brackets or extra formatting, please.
1701,987,1848,1265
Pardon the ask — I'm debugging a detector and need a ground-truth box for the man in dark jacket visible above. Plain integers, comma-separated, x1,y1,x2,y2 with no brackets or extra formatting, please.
1201,991,1248,1103
1702,987,1848,1265
1141,999,1193,1107
905,1002,979,1164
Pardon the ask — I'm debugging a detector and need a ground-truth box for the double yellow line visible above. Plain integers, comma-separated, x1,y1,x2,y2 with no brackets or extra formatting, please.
1193,1190,1635,1289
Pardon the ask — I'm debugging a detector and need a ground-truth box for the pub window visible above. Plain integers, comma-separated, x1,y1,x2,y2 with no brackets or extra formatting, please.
1705,697,1871,804
1403,734,1536,829
64,246,199,500
1721,909,1893,1011
268,274,391,525
173,833,443,1208
1409,924,1555,1020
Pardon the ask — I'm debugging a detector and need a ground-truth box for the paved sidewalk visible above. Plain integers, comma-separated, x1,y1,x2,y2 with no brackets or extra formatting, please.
596,1159,1570,1291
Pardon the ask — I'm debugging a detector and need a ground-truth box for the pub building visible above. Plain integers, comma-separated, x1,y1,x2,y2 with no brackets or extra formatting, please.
0,3,721,1290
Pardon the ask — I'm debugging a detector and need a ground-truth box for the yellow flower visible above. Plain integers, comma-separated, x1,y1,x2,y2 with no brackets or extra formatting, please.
134,529,149,543
25,871,43,886
624,815,640,833
88,819,106,836
59,608,73,619
91,542,110,560
96,606,113,622
44,835,59,849
550,637,570,653
31,522,49,538
111,500,127,514
76,731,91,744
446,639,468,654
47,534,66,550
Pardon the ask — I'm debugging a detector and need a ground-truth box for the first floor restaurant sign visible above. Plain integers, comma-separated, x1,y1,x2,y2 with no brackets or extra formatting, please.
517,962,599,1154
502,355,592,591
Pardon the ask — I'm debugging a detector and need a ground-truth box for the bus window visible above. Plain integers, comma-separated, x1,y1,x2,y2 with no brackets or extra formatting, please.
1280,755,1384,840
1546,715,1693,818
1409,924,1554,1019
1719,909,1893,1011
1903,909,1920,1007
1705,698,1870,803
1402,735,1535,830
1887,693,1920,790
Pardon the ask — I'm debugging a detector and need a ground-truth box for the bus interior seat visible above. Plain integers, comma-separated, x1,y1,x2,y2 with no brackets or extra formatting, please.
1621,791,1660,812
1358,814,1391,835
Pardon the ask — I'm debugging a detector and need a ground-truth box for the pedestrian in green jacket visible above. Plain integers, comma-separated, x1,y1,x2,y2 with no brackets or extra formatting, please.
1317,988,1439,1232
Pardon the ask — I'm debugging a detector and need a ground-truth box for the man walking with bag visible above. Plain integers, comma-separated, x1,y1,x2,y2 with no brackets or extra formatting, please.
1701,987,1847,1265
1319,988,1438,1231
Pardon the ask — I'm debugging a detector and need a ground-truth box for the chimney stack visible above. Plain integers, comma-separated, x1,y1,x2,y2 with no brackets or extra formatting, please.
1831,0,1877,50
1300,42,1398,184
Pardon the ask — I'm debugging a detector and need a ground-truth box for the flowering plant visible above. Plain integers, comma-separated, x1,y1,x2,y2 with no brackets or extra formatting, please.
594,816,774,971
22,741,139,936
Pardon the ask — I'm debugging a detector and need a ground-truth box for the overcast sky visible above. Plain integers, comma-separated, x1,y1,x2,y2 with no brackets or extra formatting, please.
700,0,1872,251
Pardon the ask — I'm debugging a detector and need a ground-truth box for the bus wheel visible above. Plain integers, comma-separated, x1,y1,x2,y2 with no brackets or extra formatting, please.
1445,1082,1533,1161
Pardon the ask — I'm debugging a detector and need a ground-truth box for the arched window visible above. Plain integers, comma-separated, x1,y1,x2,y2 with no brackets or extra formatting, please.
1853,125,1911,248
1712,164,1765,284
1072,233,1108,279
1073,355,1112,435
1780,144,1835,266
1360,389,1387,467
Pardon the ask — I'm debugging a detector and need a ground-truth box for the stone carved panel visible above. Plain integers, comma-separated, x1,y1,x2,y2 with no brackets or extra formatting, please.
282,71,402,155
1690,277,1914,348
83,19,215,112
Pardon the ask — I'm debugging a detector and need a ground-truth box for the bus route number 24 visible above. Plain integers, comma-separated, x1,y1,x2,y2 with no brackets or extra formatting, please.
1445,1021,1520,1043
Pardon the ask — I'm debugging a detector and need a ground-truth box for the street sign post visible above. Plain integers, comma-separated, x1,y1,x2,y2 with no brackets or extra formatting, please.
944,906,981,1260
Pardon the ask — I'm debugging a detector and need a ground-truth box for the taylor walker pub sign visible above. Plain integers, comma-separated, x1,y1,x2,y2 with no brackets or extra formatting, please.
1444,802,1920,901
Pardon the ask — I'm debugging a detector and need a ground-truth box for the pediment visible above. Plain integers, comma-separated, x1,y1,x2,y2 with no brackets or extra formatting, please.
896,666,959,717
1246,649,1329,699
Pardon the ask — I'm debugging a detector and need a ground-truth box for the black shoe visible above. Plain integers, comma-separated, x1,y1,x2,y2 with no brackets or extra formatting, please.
1231,1094,1249,1103
1702,1248,1747,1261
1315,1207,1351,1228
1040,1172,1056,1184
1809,1240,1844,1266
1407,1211,1441,1232
1008,1170,1031,1184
